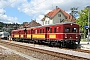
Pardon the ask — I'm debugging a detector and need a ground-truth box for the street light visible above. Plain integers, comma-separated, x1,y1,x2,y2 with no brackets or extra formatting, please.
86,6,90,44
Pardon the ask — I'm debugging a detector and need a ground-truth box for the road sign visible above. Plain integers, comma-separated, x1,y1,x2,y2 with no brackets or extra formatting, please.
84,26,88,29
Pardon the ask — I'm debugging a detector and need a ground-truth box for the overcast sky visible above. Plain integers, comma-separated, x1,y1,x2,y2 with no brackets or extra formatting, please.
0,0,90,24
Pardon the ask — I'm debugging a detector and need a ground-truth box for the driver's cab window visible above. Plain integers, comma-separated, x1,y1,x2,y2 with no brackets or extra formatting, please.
65,28,70,32
72,28,77,33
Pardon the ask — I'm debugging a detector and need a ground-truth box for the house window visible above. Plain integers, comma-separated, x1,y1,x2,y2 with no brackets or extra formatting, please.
43,22,44,25
58,14,61,17
48,21,49,24
45,21,47,24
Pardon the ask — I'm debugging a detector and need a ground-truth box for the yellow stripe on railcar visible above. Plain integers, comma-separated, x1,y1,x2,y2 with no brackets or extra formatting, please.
27,34,31,38
49,34,56,38
32,34,45,39
20,34,24,38
14,34,19,38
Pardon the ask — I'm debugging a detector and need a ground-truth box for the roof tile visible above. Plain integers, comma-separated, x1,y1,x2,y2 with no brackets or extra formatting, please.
42,7,76,22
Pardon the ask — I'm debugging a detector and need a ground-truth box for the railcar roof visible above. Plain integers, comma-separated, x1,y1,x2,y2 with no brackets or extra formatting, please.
30,22,76,28
12,22,77,31
0,32,9,34
12,28,25,31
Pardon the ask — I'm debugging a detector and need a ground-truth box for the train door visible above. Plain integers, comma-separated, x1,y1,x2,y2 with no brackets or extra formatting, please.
24,28,27,39
31,29,33,40
45,27,50,40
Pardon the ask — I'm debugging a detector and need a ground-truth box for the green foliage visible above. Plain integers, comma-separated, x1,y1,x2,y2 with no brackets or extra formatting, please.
76,8,89,38
0,22,5,28
0,22,20,33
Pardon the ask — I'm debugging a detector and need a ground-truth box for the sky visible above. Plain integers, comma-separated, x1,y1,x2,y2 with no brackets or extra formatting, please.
0,0,90,25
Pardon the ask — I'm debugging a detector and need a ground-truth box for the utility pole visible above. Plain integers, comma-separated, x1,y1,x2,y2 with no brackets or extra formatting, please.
70,7,78,19
86,6,90,44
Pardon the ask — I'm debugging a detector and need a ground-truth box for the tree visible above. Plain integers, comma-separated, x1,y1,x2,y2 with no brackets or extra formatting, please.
76,8,88,38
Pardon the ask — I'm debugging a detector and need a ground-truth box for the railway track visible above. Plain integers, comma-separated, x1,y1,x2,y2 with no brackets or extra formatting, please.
35,43,90,54
0,40,90,60
19,40,90,54
22,40,90,54
27,40,90,54
62,48,90,54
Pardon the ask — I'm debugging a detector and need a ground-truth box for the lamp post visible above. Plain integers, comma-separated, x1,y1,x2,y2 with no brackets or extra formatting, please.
86,6,90,44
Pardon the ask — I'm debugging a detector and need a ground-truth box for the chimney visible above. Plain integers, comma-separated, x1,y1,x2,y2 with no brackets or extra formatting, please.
56,6,58,9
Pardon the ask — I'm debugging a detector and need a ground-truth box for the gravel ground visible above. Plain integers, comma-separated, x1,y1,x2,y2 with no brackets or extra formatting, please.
0,40,90,60
11,41,90,59
0,47,28,60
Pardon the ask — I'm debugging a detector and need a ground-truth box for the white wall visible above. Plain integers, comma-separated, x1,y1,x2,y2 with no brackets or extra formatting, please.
43,17,53,25
42,11,66,25
53,11,66,24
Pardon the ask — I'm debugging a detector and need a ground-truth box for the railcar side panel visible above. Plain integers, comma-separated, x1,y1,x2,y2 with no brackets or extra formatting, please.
62,24,80,41
46,24,64,40
26,28,31,39
32,27,46,40
20,29,25,38
13,30,20,38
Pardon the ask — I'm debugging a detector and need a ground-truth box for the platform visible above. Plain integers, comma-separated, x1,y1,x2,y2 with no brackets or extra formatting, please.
80,42,90,50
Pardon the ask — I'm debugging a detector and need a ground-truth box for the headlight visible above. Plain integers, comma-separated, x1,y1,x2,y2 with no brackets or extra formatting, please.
65,37,67,38
76,37,78,38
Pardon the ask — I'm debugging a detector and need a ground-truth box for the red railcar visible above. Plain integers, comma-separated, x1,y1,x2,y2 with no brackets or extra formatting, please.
11,23,81,47
11,30,20,39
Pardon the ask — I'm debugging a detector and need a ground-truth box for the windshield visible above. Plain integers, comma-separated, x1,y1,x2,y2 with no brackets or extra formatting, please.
65,27,78,33
65,28,70,32
72,28,78,33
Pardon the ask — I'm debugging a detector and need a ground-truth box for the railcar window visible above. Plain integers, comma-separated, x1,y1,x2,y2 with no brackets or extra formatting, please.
46,27,50,31
72,28,77,33
35,30,37,34
37,30,38,33
40,29,42,33
54,28,56,33
43,29,45,33
4,33,7,36
32,30,35,34
65,28,70,32
50,28,52,33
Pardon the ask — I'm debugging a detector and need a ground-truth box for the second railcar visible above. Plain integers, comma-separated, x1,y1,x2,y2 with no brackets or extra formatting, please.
0,32,9,40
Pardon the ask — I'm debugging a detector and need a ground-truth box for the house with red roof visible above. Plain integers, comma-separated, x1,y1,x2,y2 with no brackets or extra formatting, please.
41,7,76,25
19,20,41,29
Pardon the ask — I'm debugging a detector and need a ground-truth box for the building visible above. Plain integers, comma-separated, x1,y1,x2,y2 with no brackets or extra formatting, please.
28,20,41,27
19,20,41,29
41,7,76,25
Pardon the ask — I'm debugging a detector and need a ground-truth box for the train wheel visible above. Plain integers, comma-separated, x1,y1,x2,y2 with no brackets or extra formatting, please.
60,43,63,48
48,41,52,47
38,40,42,45
78,39,80,45
58,42,63,48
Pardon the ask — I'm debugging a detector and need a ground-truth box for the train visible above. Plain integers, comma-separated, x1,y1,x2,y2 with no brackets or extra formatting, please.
11,23,81,47
0,32,10,40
